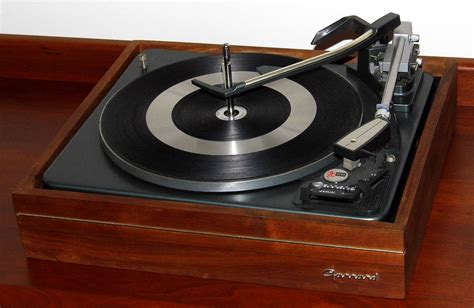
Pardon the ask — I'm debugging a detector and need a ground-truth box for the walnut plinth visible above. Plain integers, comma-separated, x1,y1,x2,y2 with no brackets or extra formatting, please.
10,39,459,299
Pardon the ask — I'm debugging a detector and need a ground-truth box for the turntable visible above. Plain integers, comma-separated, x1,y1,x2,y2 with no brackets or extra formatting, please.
13,13,458,298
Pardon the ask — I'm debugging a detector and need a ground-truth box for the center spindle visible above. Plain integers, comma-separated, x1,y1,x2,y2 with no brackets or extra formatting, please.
221,43,235,120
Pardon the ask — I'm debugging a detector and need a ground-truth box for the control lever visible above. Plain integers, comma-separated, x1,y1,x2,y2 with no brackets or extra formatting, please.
192,13,400,98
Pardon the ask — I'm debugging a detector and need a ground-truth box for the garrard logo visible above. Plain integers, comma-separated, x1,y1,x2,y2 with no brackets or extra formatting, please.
322,269,379,282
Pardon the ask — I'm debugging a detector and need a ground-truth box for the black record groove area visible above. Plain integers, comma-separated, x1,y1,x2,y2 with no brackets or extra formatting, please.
100,53,369,183
172,87,290,141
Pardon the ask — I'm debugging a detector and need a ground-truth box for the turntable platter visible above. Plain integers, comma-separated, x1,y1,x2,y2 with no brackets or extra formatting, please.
99,53,374,192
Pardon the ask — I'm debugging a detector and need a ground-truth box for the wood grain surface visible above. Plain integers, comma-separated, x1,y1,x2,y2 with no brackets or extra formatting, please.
0,34,128,83
11,40,458,298
0,35,473,306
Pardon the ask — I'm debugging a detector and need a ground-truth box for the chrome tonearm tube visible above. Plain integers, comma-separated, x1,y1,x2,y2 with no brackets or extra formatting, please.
244,29,374,86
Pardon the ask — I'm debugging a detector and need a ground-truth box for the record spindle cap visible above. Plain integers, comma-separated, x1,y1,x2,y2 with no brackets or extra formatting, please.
223,43,231,63
222,43,233,88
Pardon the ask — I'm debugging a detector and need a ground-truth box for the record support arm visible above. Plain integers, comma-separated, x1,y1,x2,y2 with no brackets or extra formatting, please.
192,13,400,98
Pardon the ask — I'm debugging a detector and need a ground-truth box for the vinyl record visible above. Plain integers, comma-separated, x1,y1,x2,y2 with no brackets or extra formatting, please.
99,53,377,192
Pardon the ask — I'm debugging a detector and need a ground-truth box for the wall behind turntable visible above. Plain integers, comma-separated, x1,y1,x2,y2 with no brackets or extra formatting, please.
0,0,472,58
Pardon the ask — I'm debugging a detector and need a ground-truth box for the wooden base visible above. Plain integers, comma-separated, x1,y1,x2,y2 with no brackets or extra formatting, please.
8,37,462,299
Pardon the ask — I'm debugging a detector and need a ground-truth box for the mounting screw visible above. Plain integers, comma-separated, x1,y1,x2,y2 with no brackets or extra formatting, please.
409,34,420,43
411,57,423,72
386,154,396,163
416,57,423,67
139,53,148,72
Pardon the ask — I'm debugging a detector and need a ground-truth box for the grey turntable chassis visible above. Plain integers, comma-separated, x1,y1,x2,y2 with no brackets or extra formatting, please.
43,48,434,221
